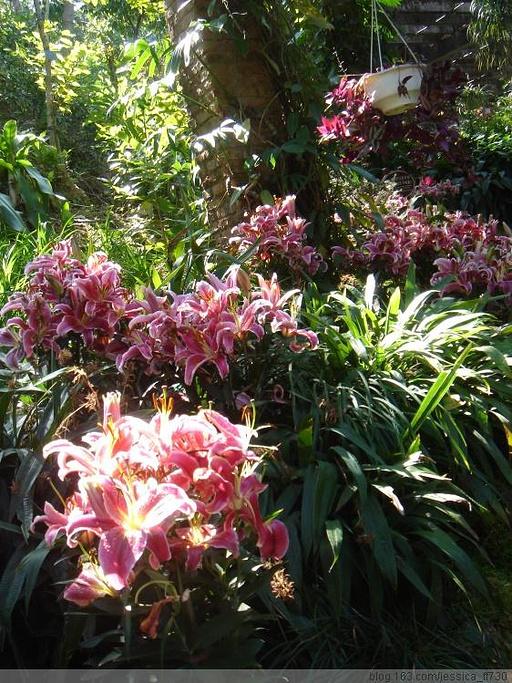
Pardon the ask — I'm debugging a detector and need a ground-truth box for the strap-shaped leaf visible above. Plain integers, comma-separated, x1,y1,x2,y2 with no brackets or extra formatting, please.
0,193,26,232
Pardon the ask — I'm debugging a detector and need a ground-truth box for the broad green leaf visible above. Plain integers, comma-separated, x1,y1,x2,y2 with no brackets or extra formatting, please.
0,549,26,628
0,193,26,232
0,521,22,535
384,286,401,334
9,452,44,538
373,484,404,514
329,424,383,464
130,44,151,79
397,557,432,599
260,190,274,205
474,345,511,376
25,166,55,196
404,260,417,306
3,120,17,144
364,274,376,310
19,542,51,612
347,163,379,183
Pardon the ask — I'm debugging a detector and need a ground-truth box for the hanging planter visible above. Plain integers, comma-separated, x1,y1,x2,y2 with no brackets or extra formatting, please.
360,63,424,116
361,0,424,116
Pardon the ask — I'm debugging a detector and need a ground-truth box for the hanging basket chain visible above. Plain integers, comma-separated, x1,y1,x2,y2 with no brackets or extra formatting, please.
370,0,374,72
375,1,422,66
370,0,384,72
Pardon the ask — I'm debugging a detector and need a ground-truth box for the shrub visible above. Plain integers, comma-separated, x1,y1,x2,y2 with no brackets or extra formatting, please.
458,89,512,222
230,195,326,277
318,63,468,174
333,198,512,300
35,391,288,599
0,120,61,231
0,241,318,408
257,276,512,657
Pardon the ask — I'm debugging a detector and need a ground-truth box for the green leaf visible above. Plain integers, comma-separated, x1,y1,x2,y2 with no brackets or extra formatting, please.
25,166,55,196
301,461,338,558
0,549,26,628
415,526,487,595
332,446,367,503
281,140,305,154
19,542,51,612
397,557,432,599
474,345,511,377
361,495,397,586
347,163,379,183
259,190,274,205
325,519,343,571
0,521,22,535
404,261,417,306
364,274,376,309
405,344,472,439
130,43,151,79
384,286,401,335
0,193,26,232
194,609,249,649
3,120,17,144
329,425,383,464
9,452,44,539
54,613,89,667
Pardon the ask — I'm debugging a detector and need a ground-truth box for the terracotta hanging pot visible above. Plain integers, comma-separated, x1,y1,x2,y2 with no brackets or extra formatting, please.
359,63,424,116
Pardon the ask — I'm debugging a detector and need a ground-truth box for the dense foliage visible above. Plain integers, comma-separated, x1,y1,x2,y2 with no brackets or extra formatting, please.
0,0,511,671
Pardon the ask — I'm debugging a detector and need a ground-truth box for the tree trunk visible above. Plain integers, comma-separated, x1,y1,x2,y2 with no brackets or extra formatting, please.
165,0,286,232
62,1,75,32
9,0,22,12
33,0,59,149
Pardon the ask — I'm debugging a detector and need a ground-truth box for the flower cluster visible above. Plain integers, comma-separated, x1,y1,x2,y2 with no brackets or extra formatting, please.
333,208,512,298
33,392,289,606
116,267,318,383
0,242,318,384
0,241,129,368
229,196,326,276
333,207,431,276
431,234,512,297
417,176,460,199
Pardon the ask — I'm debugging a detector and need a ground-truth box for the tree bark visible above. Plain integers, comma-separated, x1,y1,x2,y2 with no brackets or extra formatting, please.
165,0,286,232
33,0,59,149
62,0,75,32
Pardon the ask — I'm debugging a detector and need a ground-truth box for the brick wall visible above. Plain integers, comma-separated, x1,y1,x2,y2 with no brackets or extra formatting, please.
390,1,481,78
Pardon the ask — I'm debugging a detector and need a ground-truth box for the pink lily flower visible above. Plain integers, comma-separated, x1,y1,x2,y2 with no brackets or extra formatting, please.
224,474,289,562
63,562,117,606
67,476,196,589
0,327,25,368
255,274,299,312
44,392,162,479
170,523,240,571
230,196,325,274
31,501,69,546
202,409,257,465
175,326,229,385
